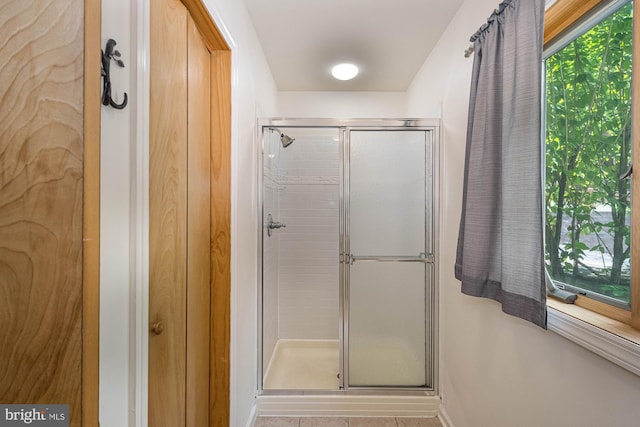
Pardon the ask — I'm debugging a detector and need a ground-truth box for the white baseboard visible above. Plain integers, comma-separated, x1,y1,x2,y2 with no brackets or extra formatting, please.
256,395,439,418
438,403,454,427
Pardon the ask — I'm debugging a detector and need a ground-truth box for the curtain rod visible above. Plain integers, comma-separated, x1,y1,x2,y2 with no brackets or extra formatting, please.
464,0,514,57
465,0,554,57
464,45,475,58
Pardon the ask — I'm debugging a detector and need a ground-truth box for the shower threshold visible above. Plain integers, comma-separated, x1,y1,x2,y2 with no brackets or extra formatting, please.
263,339,339,390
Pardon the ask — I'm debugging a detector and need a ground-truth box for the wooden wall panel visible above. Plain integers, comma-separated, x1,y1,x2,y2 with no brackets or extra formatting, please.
149,0,188,425
0,1,85,426
186,15,212,427
210,49,232,427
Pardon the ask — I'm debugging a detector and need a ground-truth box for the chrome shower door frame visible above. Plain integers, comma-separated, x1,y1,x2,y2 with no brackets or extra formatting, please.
257,118,440,396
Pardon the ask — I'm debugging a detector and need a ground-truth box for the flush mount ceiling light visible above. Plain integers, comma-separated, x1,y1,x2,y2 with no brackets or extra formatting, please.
331,63,359,80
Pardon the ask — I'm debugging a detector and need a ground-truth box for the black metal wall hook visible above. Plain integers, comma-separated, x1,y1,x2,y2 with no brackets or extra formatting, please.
101,38,128,110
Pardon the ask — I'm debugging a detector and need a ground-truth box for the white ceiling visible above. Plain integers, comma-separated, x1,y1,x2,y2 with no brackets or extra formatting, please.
244,0,464,92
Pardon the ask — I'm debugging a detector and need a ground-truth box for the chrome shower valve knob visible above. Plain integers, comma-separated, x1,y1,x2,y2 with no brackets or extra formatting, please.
266,214,286,237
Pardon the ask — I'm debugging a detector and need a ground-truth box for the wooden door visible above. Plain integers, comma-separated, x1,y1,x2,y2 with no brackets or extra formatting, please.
149,0,213,425
149,0,188,423
0,1,100,426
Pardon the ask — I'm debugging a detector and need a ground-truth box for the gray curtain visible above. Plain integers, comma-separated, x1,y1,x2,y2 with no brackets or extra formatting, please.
455,0,546,328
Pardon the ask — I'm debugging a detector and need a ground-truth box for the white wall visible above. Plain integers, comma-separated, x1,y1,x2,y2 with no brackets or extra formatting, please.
278,91,406,118
406,1,640,426
100,2,133,426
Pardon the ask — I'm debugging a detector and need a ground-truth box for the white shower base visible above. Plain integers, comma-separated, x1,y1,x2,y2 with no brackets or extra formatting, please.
260,339,438,418
263,339,340,390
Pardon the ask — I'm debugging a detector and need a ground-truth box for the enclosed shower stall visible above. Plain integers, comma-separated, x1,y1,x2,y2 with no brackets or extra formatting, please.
258,119,439,394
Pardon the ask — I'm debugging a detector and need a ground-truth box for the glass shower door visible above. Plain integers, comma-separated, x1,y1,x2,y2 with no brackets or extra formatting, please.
345,130,433,388
261,127,342,391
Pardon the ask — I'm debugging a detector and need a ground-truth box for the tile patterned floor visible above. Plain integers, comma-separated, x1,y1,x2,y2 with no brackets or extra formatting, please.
254,417,443,427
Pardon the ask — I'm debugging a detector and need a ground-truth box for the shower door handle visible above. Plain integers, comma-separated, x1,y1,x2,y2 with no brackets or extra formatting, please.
340,254,355,264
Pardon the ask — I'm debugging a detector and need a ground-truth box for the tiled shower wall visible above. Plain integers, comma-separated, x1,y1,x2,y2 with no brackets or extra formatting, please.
262,170,280,370
263,130,340,354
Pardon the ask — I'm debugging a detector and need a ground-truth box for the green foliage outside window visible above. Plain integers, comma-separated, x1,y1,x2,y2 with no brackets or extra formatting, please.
545,2,633,303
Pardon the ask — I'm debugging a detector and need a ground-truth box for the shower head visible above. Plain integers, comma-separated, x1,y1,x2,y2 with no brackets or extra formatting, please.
280,134,295,148
269,127,295,148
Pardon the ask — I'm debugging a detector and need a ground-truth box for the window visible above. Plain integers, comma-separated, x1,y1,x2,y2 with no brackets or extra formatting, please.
544,0,639,329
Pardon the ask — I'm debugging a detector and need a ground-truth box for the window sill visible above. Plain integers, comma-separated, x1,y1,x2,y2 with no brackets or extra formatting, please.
547,299,640,376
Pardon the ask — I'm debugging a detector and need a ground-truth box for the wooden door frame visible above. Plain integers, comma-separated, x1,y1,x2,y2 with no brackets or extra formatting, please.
84,0,101,425
181,4,232,421
145,0,232,424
